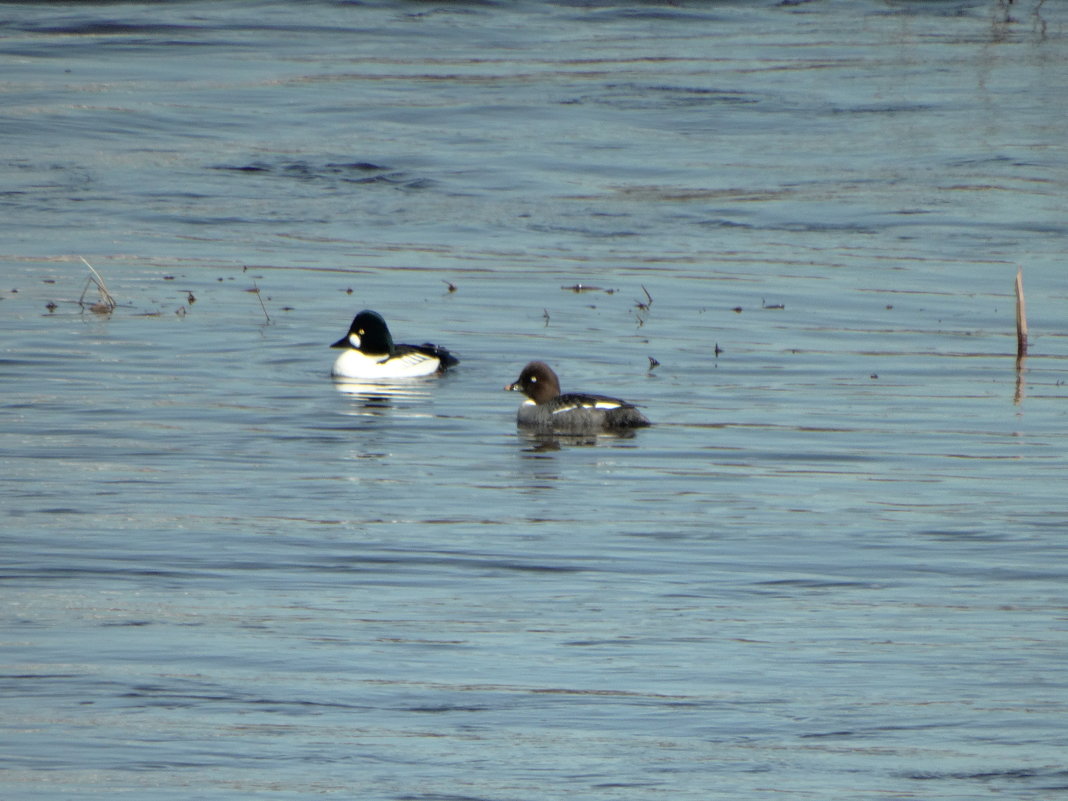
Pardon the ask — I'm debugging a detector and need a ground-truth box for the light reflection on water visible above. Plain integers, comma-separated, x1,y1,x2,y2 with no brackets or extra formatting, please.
2,1,1067,800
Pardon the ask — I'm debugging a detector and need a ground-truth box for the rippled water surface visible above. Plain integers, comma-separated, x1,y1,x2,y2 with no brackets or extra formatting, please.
2,1,1067,799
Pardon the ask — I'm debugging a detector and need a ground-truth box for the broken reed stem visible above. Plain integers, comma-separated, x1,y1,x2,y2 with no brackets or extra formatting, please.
78,256,117,312
1015,266,1028,357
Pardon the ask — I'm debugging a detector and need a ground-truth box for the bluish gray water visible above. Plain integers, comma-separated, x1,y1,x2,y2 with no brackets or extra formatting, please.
2,1,1067,799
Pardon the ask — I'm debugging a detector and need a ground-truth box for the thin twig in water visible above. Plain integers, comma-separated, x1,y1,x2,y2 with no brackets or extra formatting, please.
250,280,271,324
634,285,653,312
632,285,652,327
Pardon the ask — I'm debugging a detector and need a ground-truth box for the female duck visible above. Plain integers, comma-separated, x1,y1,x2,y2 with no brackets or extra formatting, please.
505,361,650,434
330,310,458,379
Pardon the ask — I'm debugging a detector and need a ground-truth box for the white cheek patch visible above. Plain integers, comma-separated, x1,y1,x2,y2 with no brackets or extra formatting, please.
349,333,362,348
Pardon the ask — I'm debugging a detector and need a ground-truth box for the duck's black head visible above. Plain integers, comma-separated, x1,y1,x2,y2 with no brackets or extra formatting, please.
331,309,395,355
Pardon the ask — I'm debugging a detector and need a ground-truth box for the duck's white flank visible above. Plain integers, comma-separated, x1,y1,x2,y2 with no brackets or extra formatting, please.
331,348,441,379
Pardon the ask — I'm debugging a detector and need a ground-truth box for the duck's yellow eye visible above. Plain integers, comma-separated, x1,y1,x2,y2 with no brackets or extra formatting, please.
357,329,364,336
530,376,537,382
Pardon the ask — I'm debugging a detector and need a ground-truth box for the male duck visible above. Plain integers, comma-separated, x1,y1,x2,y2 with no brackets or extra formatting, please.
505,361,650,434
330,310,459,379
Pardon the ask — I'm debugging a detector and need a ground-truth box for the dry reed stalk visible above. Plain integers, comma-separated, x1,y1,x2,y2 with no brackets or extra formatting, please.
1015,266,1028,357
78,257,117,313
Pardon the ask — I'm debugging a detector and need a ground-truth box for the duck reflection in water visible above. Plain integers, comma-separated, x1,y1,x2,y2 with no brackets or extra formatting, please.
516,426,644,453
332,378,436,417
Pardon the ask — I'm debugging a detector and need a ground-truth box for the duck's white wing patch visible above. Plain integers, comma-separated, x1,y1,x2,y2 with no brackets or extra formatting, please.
377,350,440,378
551,398,622,415
384,350,437,375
